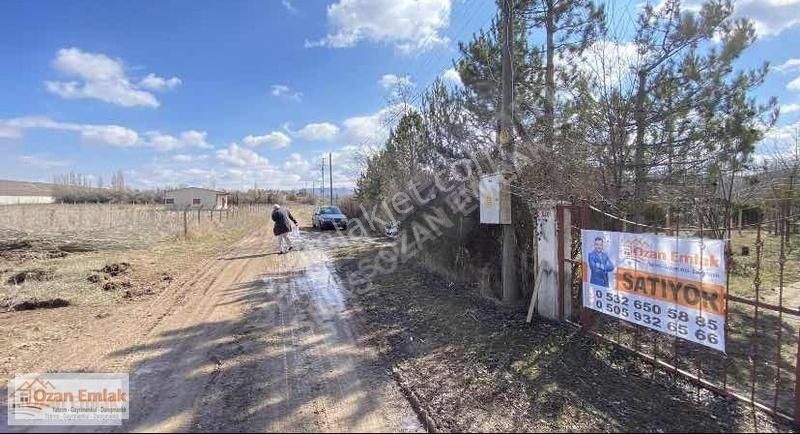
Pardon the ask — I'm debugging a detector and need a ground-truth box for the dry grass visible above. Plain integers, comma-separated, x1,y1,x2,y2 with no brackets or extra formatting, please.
0,204,271,310
728,229,800,300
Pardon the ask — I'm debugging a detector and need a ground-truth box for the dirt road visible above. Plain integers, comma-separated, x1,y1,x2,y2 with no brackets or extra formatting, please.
3,225,422,432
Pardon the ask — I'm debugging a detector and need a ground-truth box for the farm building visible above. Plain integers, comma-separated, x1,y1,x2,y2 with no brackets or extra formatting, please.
163,187,231,210
0,180,56,205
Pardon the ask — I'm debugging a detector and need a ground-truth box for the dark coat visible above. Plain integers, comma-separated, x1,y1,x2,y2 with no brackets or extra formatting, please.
271,207,297,236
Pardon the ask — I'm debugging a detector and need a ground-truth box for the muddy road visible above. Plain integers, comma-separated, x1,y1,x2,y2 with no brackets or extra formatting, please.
3,225,422,432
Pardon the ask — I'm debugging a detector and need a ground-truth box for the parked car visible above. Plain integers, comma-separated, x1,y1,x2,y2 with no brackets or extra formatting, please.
312,206,349,230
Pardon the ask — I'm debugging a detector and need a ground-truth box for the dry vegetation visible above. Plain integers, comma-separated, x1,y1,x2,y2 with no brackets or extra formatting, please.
332,241,790,432
0,204,270,311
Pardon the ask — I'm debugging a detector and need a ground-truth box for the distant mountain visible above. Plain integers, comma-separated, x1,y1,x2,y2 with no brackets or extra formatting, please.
303,187,354,198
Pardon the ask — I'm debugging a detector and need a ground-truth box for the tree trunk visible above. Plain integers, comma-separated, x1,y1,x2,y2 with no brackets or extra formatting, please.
633,69,648,221
544,0,555,152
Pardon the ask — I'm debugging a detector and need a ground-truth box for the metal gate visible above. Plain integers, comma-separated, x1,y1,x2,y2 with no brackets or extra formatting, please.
556,203,800,425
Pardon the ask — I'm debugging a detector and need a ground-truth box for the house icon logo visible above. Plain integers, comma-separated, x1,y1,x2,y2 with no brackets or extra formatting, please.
10,376,57,417
9,373,130,426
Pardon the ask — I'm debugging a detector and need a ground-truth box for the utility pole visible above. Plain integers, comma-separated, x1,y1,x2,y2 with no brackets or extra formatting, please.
321,157,325,201
329,152,333,206
500,0,518,305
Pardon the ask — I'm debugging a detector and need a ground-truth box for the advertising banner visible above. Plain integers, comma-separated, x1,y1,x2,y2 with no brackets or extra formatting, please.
582,230,726,352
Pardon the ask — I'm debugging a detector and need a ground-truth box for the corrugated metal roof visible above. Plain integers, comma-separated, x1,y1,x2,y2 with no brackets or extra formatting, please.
165,187,230,195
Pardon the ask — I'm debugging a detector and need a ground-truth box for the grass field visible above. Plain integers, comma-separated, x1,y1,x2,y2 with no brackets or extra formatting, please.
0,203,270,310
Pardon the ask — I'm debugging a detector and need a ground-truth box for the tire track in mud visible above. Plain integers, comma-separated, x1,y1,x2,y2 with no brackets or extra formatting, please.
7,224,423,433
24,227,265,377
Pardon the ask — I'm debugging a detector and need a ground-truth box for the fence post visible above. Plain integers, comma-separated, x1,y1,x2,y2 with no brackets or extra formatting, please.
184,207,189,239
794,327,800,424
556,205,565,321
533,202,560,320
579,203,595,334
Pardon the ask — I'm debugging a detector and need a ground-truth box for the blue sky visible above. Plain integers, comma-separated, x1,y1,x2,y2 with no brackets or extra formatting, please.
0,0,798,190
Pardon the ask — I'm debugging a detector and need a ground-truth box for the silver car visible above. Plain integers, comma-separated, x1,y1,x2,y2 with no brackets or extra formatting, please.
312,206,349,230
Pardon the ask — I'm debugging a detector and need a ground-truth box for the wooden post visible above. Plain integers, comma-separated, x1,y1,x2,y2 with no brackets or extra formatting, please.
184,208,188,238
738,208,743,235
579,204,595,333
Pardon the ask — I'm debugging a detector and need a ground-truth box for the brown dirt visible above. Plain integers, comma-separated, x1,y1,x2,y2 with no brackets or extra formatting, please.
8,298,70,312
5,268,54,285
331,245,797,433
98,262,131,277
1,211,422,432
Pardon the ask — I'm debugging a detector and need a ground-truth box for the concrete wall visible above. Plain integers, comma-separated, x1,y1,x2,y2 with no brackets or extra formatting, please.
164,189,226,210
0,195,56,205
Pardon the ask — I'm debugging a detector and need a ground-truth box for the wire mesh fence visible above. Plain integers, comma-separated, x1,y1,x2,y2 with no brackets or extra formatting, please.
561,203,800,423
0,203,272,252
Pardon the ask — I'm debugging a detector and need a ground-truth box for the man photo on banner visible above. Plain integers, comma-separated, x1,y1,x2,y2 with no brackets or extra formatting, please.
589,236,615,288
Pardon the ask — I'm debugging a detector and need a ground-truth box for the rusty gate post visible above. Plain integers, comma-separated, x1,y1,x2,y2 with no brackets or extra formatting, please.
795,327,800,425
556,205,565,321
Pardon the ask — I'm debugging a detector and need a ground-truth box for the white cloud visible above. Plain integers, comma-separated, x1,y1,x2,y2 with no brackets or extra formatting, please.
735,0,800,37
764,120,800,144
179,130,209,148
138,73,182,91
380,74,414,90
581,39,640,88
45,79,160,108
678,0,800,37
216,143,271,169
282,153,312,174
758,120,800,156
774,58,800,73
306,0,451,54
80,125,140,147
441,67,463,86
271,84,303,102
44,48,180,108
782,103,800,114
182,168,216,178
131,148,340,190
0,116,140,147
282,0,298,14
172,154,196,163
0,116,217,150
242,131,291,148
788,76,800,92
342,104,409,149
51,47,125,81
18,154,73,169
0,126,19,139
145,130,211,151
296,122,340,141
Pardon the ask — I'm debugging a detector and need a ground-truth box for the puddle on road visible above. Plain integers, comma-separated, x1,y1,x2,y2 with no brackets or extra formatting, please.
287,229,392,315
